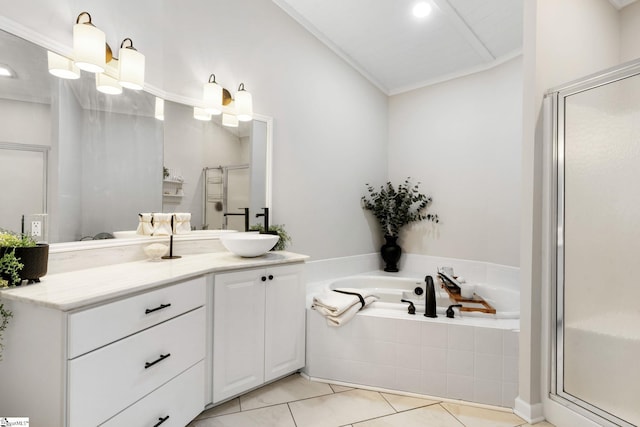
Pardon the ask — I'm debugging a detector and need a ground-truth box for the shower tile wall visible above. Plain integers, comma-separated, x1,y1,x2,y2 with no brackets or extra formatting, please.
305,310,519,408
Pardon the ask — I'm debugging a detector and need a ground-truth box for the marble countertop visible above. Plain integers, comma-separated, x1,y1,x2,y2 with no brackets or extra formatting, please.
0,251,308,312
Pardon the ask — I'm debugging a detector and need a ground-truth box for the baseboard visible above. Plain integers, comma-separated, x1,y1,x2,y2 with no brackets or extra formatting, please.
514,397,545,424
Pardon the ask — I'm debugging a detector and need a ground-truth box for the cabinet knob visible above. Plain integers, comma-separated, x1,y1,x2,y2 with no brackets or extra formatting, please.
268,275,274,280
261,276,267,282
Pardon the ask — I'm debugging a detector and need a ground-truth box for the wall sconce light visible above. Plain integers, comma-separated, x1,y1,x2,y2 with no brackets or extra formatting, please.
48,12,145,96
47,52,80,79
203,74,223,115
235,83,253,122
201,75,253,125
194,107,212,121
73,12,108,73
155,97,165,121
118,38,145,90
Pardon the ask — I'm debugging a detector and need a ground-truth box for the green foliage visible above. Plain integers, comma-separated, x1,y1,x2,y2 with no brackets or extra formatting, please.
249,224,292,251
0,249,24,288
362,178,439,237
0,229,36,248
0,302,12,361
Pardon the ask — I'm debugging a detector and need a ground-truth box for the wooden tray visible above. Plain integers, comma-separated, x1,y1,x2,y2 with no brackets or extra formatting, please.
437,277,496,314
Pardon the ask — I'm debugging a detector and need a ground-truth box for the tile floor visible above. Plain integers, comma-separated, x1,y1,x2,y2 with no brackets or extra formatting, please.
188,374,556,427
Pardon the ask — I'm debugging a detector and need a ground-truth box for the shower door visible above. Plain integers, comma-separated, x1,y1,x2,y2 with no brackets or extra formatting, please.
551,61,640,427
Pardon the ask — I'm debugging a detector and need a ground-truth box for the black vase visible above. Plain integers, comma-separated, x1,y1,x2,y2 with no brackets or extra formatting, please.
380,235,402,272
0,243,49,285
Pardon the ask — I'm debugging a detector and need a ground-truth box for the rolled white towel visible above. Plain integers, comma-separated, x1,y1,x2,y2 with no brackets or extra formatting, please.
173,213,191,234
136,213,153,236
152,213,173,236
312,288,378,326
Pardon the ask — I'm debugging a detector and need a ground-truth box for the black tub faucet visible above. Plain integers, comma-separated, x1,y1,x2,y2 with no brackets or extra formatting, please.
424,275,437,318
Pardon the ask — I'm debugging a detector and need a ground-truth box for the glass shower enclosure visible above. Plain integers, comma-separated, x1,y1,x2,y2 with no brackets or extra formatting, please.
549,60,640,427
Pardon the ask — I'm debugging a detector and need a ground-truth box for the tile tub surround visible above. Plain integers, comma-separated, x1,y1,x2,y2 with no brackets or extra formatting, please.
305,308,519,408
189,373,546,427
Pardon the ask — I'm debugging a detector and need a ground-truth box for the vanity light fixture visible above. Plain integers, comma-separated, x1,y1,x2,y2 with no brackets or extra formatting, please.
155,97,165,121
235,83,253,122
47,51,80,79
203,74,223,115
118,38,145,90
73,12,108,73
194,107,212,121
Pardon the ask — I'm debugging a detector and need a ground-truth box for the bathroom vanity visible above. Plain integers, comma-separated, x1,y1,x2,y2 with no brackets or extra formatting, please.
0,250,307,426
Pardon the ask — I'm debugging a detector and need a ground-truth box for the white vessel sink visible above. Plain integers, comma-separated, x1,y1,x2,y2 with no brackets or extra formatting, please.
220,232,279,257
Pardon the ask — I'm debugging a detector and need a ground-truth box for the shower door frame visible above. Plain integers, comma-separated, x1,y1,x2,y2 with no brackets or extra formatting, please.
549,59,640,427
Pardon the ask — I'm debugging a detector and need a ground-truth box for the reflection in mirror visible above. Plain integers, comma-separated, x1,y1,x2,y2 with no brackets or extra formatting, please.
163,101,267,232
0,27,271,244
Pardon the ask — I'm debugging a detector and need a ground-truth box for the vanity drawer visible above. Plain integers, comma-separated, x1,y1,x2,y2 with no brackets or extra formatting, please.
68,307,205,427
68,275,205,358
101,360,205,427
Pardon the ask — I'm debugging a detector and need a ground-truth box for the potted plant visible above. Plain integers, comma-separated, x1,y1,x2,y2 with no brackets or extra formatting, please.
362,178,439,272
249,224,292,251
0,229,49,285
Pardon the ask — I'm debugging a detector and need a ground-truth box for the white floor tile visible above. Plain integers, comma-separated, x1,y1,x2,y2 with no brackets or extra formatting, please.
380,392,439,412
441,402,525,427
240,374,334,410
190,404,296,427
353,405,464,427
195,398,241,420
289,389,396,427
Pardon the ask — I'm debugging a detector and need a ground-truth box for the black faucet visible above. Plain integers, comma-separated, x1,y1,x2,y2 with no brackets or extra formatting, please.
424,275,437,318
224,207,249,231
256,207,277,234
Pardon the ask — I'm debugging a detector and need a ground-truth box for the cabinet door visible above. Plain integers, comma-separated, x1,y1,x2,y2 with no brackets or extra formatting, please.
213,269,266,403
264,264,306,382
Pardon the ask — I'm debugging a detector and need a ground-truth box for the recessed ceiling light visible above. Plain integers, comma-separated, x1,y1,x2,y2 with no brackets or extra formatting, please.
412,2,432,18
0,64,16,78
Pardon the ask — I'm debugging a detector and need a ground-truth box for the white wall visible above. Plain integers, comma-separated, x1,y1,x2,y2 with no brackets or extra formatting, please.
388,57,522,267
520,0,623,424
0,0,388,260
621,1,640,62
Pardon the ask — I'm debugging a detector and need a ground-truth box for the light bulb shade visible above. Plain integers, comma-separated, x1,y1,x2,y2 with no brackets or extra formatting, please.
194,107,212,121
73,22,106,73
96,72,122,95
155,97,164,121
222,113,239,128
203,81,223,115
119,46,145,90
47,51,80,79
235,88,253,122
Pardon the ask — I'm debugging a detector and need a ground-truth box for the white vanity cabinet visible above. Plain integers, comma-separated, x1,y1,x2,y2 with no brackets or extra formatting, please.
212,263,306,403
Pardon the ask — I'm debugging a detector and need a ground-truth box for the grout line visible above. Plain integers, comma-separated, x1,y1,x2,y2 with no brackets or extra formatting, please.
286,402,299,427
378,391,399,413
441,402,469,427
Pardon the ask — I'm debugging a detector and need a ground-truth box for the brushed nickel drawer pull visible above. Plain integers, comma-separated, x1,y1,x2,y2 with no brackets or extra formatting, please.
153,415,170,426
144,353,171,369
145,303,172,314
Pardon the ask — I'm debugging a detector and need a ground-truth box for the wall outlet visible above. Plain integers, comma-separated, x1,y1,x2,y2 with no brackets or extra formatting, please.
31,220,42,237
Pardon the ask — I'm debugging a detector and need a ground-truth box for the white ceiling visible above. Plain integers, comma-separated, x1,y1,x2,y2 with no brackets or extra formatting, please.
273,0,524,95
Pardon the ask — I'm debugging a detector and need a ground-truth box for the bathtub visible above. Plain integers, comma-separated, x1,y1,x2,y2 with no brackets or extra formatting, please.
326,274,520,319
305,271,520,408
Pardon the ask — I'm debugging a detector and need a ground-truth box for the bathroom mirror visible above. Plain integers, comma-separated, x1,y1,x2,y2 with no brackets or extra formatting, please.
0,26,272,244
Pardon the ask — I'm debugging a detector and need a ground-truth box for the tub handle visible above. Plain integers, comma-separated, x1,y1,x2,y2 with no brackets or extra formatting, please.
400,299,416,315
446,304,463,318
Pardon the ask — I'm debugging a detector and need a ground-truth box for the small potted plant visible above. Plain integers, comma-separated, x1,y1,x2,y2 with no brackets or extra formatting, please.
362,178,438,272
0,229,49,285
249,224,292,251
